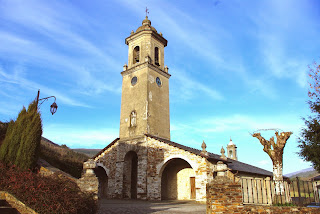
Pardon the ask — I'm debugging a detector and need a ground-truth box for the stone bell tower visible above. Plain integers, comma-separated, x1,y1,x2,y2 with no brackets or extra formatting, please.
119,16,171,140
227,138,238,160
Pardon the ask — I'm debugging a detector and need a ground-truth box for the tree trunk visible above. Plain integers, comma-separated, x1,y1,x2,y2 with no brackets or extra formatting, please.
273,161,284,195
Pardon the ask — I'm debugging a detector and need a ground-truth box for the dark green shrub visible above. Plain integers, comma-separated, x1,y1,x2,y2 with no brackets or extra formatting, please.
39,141,88,178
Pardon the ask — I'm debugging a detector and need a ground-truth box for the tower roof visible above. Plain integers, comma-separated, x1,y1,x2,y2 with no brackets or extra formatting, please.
228,138,235,146
125,16,167,46
135,16,157,33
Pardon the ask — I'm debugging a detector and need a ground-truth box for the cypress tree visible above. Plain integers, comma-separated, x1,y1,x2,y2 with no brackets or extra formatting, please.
0,120,15,163
15,101,42,169
0,100,43,170
0,107,28,165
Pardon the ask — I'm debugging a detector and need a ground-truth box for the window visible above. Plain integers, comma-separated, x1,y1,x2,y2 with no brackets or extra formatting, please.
131,76,137,86
155,47,159,66
133,46,140,64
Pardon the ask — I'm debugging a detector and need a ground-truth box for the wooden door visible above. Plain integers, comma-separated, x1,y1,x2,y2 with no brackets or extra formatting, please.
190,177,196,199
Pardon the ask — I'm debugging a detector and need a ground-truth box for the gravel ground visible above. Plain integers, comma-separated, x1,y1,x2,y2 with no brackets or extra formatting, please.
97,199,206,214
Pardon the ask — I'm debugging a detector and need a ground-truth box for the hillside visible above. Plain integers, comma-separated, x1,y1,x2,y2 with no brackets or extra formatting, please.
73,149,101,158
286,167,320,180
40,137,89,178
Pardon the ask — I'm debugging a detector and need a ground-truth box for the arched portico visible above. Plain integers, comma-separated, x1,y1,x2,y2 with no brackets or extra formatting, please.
157,155,198,176
94,166,108,198
123,151,138,199
160,158,196,200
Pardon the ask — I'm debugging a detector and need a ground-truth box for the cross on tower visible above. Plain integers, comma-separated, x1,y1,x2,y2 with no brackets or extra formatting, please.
145,7,149,17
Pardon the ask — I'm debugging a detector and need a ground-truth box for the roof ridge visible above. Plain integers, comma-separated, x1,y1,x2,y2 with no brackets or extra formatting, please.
92,138,120,159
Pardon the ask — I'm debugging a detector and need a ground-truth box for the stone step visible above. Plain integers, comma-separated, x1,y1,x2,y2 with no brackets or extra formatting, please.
0,199,20,214
0,199,11,207
0,207,19,214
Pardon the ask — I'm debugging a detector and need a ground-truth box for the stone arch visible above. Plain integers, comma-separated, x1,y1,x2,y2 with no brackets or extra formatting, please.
123,150,138,199
157,155,198,176
96,162,110,176
160,157,197,200
94,166,108,198
133,46,140,64
154,47,159,66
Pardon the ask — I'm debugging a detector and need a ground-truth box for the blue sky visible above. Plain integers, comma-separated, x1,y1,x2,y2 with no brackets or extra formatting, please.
1,0,320,174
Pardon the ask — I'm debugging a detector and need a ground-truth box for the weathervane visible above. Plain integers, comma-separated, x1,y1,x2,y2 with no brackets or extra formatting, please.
145,7,149,17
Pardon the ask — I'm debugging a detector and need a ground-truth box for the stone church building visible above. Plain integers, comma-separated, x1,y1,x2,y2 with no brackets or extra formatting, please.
78,16,272,202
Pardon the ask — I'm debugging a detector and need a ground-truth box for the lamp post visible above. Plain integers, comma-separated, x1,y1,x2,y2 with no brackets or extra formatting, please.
36,89,58,115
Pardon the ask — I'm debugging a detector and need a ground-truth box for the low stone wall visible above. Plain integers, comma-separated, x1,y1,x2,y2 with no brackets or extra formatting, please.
206,176,320,214
0,191,38,214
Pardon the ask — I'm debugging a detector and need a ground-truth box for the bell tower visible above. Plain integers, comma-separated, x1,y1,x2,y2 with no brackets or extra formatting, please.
119,16,171,140
227,138,238,160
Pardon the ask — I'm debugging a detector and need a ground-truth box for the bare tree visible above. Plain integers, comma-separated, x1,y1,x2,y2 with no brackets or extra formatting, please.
252,131,292,194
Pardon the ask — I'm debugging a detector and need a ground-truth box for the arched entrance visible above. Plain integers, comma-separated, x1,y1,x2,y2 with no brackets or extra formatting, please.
161,158,196,200
123,151,138,199
94,166,108,198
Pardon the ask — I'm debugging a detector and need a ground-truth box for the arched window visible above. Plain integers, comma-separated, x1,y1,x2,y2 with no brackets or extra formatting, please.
155,47,159,66
133,46,140,64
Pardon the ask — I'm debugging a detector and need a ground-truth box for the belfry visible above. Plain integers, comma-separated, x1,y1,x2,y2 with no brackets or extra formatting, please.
120,16,170,140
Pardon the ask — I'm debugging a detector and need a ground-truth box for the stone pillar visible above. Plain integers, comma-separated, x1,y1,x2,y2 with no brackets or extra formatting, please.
215,161,228,177
114,160,124,198
77,159,99,199
195,158,209,202
206,176,243,214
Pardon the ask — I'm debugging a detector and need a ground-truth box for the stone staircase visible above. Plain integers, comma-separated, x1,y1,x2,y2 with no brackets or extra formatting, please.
0,199,20,214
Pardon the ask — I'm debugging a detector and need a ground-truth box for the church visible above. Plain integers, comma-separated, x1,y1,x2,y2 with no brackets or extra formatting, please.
78,16,273,202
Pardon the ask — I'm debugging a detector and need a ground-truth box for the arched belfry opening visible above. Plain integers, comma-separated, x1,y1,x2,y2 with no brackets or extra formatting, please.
123,151,138,199
94,166,108,198
229,150,233,158
161,158,196,200
133,46,140,64
154,47,159,66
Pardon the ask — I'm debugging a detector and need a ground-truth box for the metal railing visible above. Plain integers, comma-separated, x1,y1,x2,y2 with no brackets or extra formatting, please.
241,177,319,206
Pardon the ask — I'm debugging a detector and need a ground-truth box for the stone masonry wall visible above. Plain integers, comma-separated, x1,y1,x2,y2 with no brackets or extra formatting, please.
206,176,320,214
91,136,214,202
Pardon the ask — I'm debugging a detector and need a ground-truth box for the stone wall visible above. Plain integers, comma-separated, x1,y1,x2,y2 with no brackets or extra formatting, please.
89,135,213,202
206,176,320,214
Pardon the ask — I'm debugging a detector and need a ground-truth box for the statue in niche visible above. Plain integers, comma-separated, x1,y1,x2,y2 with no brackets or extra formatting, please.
130,111,136,127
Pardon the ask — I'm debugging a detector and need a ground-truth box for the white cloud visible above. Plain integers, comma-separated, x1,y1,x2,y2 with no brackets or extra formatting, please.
258,160,271,166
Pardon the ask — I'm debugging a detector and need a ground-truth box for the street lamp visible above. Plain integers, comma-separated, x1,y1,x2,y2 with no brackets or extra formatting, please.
36,89,58,115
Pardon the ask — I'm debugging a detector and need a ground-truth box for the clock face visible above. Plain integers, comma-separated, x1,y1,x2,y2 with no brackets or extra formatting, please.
156,77,162,87
131,76,137,86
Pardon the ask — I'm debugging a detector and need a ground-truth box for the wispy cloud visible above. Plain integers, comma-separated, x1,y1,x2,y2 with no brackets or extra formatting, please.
172,69,223,101
43,124,118,148
0,0,122,97
172,113,302,138
0,66,90,107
